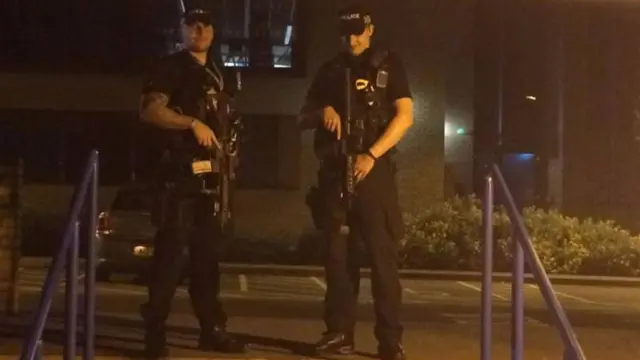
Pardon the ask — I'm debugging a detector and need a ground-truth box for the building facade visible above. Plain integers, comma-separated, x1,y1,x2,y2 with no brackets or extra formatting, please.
0,0,478,243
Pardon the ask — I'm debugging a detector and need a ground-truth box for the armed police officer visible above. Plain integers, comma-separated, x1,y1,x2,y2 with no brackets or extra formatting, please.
300,4,414,360
138,5,246,358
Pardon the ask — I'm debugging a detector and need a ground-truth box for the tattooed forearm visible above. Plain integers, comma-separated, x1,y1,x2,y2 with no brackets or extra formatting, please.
139,92,193,129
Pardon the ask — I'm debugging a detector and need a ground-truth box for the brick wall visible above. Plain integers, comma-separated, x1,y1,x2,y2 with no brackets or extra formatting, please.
0,0,477,243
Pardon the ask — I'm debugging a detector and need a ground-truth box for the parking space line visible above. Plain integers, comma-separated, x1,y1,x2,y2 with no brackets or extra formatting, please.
238,274,248,292
526,283,605,306
457,281,508,301
401,287,450,299
399,280,452,298
310,276,327,290
441,312,547,327
525,316,548,327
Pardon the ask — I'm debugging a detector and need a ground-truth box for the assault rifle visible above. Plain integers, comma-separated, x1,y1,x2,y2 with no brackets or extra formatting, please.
342,67,356,216
305,52,389,234
337,67,365,234
200,71,242,234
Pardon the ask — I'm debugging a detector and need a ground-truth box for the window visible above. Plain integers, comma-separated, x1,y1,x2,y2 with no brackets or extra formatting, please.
216,0,299,69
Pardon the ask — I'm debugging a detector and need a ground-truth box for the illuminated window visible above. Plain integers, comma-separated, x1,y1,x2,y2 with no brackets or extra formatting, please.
217,0,299,69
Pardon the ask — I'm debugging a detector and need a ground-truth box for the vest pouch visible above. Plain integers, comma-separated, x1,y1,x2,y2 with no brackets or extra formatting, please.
376,69,389,89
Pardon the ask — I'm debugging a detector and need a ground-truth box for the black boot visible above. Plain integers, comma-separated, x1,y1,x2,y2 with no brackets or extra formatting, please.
140,303,169,359
378,344,406,360
198,326,247,353
314,332,355,355
143,324,169,359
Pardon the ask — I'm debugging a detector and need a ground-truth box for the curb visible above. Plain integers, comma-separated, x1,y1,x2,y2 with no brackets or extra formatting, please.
18,257,640,288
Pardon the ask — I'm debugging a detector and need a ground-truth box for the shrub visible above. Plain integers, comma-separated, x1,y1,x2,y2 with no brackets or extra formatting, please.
400,195,640,276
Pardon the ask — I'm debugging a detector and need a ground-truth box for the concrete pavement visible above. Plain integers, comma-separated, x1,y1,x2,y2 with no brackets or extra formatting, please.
18,267,640,312
3,304,640,359
3,266,640,358
13,268,640,330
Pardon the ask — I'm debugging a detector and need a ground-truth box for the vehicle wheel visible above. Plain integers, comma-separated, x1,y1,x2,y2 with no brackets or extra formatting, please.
96,264,112,282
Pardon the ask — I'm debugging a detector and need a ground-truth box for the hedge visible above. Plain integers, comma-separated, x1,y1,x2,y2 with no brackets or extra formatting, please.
399,195,640,276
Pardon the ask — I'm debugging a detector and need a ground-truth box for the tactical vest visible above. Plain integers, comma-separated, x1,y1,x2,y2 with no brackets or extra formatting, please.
148,51,233,185
314,48,394,158
350,48,392,151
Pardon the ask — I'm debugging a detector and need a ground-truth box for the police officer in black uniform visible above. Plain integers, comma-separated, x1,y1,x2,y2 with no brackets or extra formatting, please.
138,5,246,358
300,4,414,360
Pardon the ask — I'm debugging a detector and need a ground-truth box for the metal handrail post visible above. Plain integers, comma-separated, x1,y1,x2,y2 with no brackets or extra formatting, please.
84,153,99,360
21,155,94,360
64,221,80,359
481,174,494,360
19,150,99,360
511,230,524,359
491,164,586,360
35,341,42,360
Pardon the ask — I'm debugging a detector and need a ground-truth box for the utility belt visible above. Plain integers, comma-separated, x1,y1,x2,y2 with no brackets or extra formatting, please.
305,151,395,231
150,149,217,219
314,115,389,156
318,150,393,176
150,173,234,229
152,144,237,233
153,150,202,185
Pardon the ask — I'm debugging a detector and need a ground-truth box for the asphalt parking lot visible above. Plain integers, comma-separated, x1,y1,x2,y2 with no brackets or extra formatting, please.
3,267,640,359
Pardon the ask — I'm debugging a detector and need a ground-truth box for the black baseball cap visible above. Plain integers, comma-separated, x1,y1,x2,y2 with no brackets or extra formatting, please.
338,4,373,36
182,8,213,26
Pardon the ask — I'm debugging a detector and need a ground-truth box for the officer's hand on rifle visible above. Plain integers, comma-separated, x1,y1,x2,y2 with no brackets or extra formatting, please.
354,153,375,183
322,106,342,140
190,118,221,149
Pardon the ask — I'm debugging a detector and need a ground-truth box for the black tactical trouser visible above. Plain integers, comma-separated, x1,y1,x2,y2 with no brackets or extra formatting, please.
319,156,405,350
142,188,228,334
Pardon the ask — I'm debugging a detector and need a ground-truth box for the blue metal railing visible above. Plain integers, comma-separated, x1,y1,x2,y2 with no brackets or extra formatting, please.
20,150,99,360
481,164,586,360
